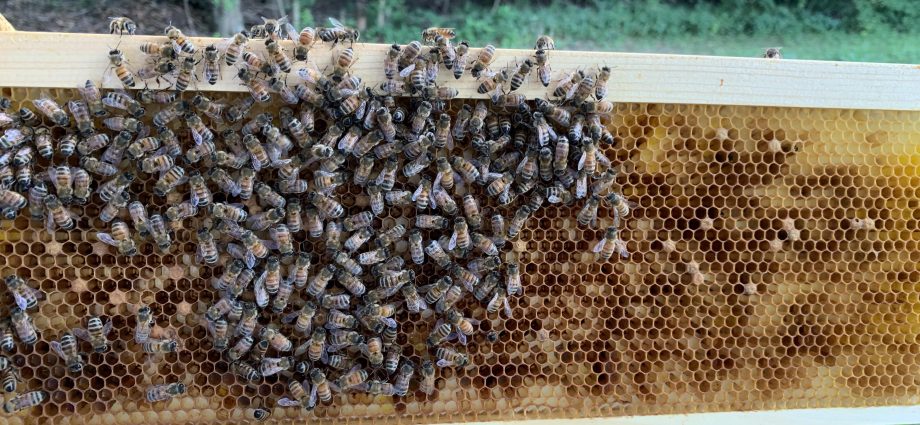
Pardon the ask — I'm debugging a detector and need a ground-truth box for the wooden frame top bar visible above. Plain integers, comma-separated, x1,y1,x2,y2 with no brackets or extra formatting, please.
0,31,917,111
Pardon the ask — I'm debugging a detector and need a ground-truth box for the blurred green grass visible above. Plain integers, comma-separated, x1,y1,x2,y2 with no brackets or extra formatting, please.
602,32,920,63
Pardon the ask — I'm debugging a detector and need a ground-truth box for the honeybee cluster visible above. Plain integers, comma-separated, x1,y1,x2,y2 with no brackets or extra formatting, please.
0,274,49,413
0,16,630,418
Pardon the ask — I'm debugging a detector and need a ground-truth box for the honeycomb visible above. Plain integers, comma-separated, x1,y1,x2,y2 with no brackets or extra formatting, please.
1,85,919,424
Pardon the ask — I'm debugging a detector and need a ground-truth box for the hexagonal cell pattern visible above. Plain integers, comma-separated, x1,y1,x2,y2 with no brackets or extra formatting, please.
0,85,919,425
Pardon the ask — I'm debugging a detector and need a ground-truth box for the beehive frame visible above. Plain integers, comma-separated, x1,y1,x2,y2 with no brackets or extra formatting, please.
0,18,919,425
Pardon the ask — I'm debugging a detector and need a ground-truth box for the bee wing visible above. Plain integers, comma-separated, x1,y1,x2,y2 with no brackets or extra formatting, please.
436,359,454,368
44,213,55,233
282,23,298,41
102,320,113,336
50,340,67,359
308,385,318,408
10,291,29,311
398,63,416,79
328,17,346,29
503,298,513,318
72,327,91,342
380,317,398,329
254,272,270,308
592,238,607,253
281,311,299,324
448,230,458,250
24,285,44,302
250,155,262,172
277,398,301,407
577,152,587,171
576,177,587,199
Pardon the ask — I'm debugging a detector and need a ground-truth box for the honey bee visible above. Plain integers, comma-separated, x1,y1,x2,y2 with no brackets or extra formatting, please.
254,182,284,208
471,44,496,78
471,232,498,257
54,134,76,158
395,40,422,72
594,65,611,100
261,39,292,75
260,356,294,377
191,227,218,265
225,97,255,125
487,286,512,317
577,194,601,227
593,225,628,261
343,210,374,232
210,203,248,223
433,279,464,314
280,252,310,290
302,263,333,298
763,47,782,59
207,318,229,351
148,214,172,252
533,49,552,87
31,95,68,126
449,217,471,251
3,390,46,413
51,332,84,373
132,304,155,344
0,277,37,313
202,44,221,85
424,239,452,267
605,192,635,222
452,156,481,184
303,207,323,238
408,229,425,264
47,165,73,204
9,307,37,345
144,382,186,404
108,16,136,35
238,68,272,103
486,172,514,197
435,347,469,368
27,183,48,220
318,17,360,45
413,360,435,395
164,25,196,53
321,293,352,311
137,88,178,105
108,49,136,88
380,44,401,80
97,220,137,256
67,101,94,135
292,31,316,63
0,129,28,151
357,247,389,265
507,205,533,238
401,284,428,313
151,164,185,197
72,316,111,353
281,300,316,337
303,368,332,405
232,361,262,382
343,227,373,253
277,379,312,409
446,309,478,342
264,326,293,352
416,214,449,230
142,338,179,354
126,136,160,159
233,304,258,338
243,408,271,422
44,194,76,231
76,80,107,117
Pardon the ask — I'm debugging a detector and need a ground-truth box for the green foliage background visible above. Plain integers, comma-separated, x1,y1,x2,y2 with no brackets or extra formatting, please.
1,0,917,63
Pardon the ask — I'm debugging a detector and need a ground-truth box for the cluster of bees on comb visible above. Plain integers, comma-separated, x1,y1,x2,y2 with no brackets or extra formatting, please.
0,15,631,419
